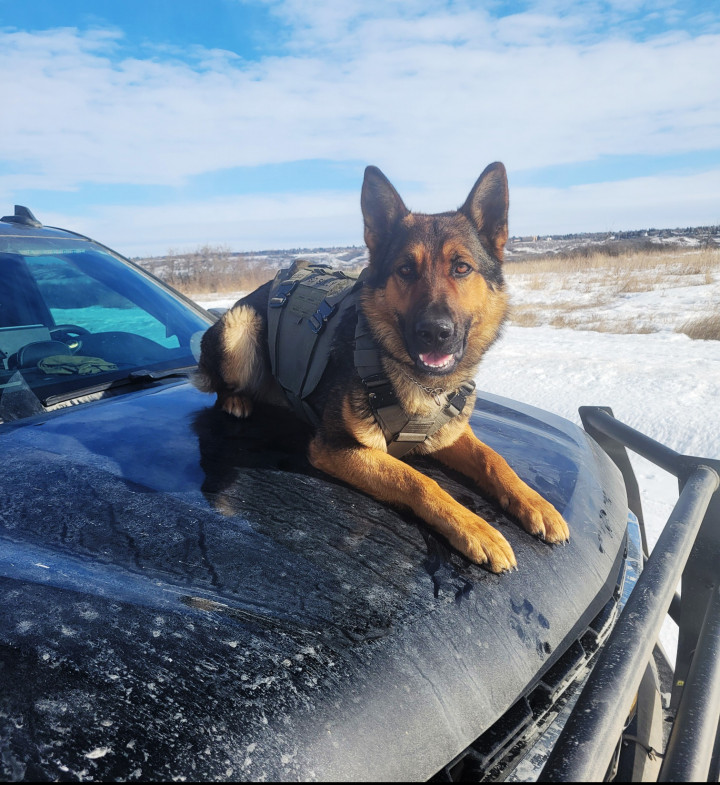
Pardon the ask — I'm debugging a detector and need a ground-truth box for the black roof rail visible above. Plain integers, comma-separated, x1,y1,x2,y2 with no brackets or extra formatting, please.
0,205,42,228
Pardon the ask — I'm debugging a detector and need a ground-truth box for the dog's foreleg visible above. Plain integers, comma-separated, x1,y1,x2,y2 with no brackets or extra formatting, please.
308,437,517,572
197,304,267,418
432,424,570,543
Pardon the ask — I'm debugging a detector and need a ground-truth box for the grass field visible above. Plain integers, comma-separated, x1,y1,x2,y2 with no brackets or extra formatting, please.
149,243,720,340
504,247,720,339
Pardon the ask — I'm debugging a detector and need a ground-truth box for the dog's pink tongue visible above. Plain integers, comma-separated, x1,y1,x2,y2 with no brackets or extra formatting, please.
420,352,454,368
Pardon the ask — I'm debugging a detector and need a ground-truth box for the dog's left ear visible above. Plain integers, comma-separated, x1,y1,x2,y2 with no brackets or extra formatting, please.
461,162,509,261
361,166,410,256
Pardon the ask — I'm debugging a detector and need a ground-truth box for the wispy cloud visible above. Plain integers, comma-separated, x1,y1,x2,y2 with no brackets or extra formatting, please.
2,1,719,253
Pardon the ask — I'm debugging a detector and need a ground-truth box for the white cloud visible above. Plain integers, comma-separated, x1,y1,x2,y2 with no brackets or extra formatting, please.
2,22,718,193
1,2,719,251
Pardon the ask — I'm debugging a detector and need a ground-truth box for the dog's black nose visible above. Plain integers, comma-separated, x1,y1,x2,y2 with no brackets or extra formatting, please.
415,316,455,349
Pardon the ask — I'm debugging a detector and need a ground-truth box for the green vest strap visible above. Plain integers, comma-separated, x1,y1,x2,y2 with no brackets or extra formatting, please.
267,260,360,424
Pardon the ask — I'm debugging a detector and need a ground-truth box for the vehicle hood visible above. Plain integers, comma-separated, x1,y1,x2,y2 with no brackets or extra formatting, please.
0,382,627,781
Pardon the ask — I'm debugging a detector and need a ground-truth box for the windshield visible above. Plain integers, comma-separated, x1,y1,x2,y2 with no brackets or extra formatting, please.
0,234,211,420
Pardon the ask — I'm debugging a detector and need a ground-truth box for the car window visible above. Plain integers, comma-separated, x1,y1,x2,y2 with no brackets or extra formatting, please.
28,254,180,348
0,236,211,420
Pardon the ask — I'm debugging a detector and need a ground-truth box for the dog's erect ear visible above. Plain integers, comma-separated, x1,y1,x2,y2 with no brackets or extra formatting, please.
461,162,509,261
361,166,410,255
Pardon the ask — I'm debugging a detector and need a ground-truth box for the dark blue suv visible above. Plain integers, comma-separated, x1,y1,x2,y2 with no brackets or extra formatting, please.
1,205,717,782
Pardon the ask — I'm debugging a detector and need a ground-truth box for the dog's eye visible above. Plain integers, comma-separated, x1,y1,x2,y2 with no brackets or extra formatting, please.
453,260,473,277
397,263,417,279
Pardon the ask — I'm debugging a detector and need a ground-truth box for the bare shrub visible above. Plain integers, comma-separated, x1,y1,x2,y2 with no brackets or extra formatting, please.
140,245,278,294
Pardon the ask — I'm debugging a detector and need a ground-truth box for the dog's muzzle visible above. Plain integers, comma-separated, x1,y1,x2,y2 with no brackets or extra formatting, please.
409,307,464,375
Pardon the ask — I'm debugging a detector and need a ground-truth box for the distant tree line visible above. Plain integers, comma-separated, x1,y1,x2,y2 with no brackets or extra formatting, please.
139,245,279,294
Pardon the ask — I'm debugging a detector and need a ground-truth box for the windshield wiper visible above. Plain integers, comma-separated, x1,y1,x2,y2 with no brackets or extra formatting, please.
41,364,197,407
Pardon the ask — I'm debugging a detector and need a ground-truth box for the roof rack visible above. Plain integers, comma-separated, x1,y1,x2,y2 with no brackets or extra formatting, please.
0,205,42,228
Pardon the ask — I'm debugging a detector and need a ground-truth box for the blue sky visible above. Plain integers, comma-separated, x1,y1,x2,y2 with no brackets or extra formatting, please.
1,0,719,256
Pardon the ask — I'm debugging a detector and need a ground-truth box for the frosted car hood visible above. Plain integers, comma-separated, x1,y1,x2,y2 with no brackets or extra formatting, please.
0,382,627,781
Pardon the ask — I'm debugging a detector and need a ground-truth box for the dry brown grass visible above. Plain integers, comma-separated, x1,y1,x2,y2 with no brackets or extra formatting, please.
546,313,656,333
140,246,370,295
141,245,279,295
505,246,720,279
676,314,720,341
172,267,276,295
508,305,543,327
506,246,720,337
588,319,656,334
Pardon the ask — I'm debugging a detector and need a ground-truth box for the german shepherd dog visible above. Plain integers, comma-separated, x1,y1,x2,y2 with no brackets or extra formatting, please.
195,163,569,572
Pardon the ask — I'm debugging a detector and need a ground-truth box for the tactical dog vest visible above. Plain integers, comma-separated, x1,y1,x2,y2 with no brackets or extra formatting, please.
267,260,361,424
267,260,476,458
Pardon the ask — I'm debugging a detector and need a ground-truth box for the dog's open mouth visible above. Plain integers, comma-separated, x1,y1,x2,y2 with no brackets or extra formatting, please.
417,352,458,374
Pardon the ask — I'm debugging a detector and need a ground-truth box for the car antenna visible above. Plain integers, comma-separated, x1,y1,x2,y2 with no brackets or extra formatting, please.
0,205,42,228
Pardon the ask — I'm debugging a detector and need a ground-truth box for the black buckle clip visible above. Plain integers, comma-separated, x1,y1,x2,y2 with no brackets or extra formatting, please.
445,380,476,416
364,377,398,409
269,279,298,308
308,299,336,333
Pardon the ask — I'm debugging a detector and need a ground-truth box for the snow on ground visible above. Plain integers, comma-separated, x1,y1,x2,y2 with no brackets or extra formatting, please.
505,250,720,331
193,268,720,663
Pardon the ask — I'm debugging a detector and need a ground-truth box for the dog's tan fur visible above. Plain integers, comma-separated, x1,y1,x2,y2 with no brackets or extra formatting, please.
196,163,569,571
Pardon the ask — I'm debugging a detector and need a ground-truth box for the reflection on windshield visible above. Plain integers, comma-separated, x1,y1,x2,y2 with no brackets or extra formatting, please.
0,238,211,419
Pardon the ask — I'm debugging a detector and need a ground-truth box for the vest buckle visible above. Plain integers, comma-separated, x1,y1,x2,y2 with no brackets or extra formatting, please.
308,299,337,333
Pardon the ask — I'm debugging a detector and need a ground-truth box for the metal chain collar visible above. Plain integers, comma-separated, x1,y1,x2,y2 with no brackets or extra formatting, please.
398,366,448,405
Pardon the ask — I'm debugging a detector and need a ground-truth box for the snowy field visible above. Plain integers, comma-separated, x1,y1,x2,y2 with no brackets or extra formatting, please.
193,256,720,661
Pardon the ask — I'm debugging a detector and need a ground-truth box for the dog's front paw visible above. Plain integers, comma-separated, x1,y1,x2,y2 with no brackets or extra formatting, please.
503,490,569,544
454,516,517,573
220,393,253,418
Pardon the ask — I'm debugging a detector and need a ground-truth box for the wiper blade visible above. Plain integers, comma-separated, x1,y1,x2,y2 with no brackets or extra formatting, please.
41,365,196,406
